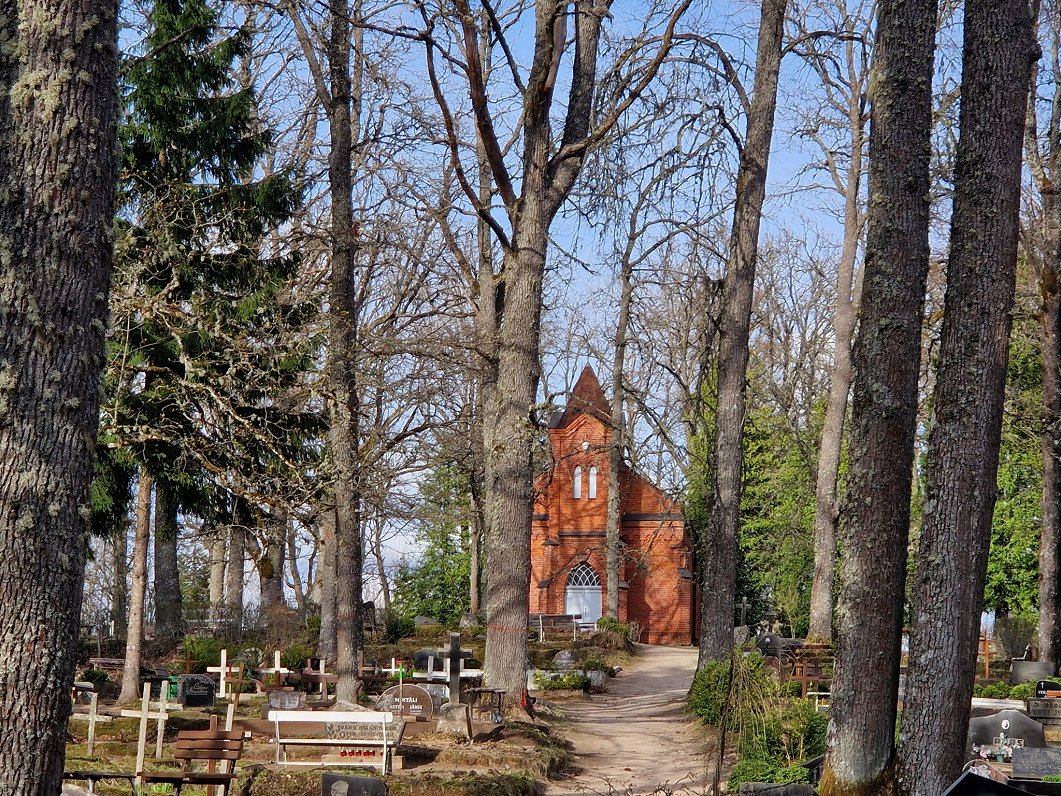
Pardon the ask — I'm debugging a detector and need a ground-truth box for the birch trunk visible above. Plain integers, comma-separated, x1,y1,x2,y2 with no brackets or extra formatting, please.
208,527,226,629
606,261,633,618
112,528,129,640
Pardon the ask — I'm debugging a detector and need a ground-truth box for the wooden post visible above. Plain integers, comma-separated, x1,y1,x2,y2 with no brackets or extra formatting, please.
135,682,150,784
86,692,98,756
219,649,228,697
154,693,168,759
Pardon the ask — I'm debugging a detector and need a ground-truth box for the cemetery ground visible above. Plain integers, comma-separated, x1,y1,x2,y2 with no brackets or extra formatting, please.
63,624,666,796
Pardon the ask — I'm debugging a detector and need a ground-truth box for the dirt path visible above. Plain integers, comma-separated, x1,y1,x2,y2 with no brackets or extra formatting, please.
546,644,715,796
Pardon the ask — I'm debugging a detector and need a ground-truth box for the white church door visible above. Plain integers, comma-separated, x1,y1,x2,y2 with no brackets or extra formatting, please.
564,562,602,626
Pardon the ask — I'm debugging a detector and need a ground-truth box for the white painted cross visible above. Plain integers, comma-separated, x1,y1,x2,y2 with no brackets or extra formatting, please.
206,649,241,697
257,649,292,685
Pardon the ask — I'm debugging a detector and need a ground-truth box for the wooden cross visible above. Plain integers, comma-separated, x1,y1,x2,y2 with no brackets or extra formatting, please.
441,633,464,704
257,649,292,685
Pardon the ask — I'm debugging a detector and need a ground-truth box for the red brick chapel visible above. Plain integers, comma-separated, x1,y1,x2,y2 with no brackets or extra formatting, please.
529,366,696,645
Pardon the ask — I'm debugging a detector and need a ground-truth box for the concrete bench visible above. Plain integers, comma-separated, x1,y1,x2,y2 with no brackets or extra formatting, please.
268,710,402,773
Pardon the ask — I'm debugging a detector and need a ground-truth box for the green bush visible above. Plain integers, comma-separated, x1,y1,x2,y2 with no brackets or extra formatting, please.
1010,681,1036,700
595,617,630,635
688,653,775,730
382,612,415,643
532,670,591,691
79,668,110,689
727,758,810,791
181,636,222,672
765,699,828,763
282,643,314,671
974,681,1013,699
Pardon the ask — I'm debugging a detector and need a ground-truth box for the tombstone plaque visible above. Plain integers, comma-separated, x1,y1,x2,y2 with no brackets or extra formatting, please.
320,773,387,796
1037,681,1061,698
413,648,441,672
1012,747,1061,778
968,709,1045,760
375,684,434,720
179,674,216,708
268,689,307,710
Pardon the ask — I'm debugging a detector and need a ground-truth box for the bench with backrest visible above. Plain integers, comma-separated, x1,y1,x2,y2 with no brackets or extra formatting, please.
139,723,244,796
791,642,833,702
529,613,583,641
268,710,403,773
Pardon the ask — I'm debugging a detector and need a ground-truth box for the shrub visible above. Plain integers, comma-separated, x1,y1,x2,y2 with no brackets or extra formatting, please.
595,617,631,635
282,643,314,671
688,653,776,730
382,612,415,643
994,614,1038,661
974,681,1013,700
181,636,222,672
532,670,591,691
1010,681,1036,700
79,668,110,689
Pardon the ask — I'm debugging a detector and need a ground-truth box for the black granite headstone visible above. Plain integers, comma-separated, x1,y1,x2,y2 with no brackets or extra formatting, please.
321,773,387,796
1036,681,1061,698
971,713,1044,755
179,674,216,708
942,771,1029,796
413,648,441,672
1012,747,1061,778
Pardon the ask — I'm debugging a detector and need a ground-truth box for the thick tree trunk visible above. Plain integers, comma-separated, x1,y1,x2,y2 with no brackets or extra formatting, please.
484,235,547,698
328,0,365,703
287,519,306,612
606,262,633,619
0,3,116,784
112,528,129,640
818,0,936,790
152,480,184,643
1040,187,1061,663
698,0,786,665
806,71,865,644
317,509,338,662
258,511,286,610
369,519,391,614
120,471,152,703
208,527,226,630
224,498,247,635
896,5,1035,795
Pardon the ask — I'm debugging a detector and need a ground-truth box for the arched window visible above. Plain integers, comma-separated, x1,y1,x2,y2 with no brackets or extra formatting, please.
567,562,601,587
573,466,583,499
588,466,598,499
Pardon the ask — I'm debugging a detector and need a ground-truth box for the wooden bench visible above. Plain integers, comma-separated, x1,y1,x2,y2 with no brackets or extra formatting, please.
62,770,137,794
791,643,833,704
529,613,583,641
268,710,402,773
139,724,244,796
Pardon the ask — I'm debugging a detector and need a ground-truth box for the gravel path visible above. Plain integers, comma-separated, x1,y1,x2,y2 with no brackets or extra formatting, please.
546,644,715,796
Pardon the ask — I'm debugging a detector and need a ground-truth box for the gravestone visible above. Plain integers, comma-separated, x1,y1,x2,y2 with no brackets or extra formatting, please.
413,615,438,626
942,771,1029,796
1013,747,1061,778
178,674,216,708
1037,681,1061,698
421,683,448,709
459,611,479,629
440,633,464,704
321,773,387,796
436,702,472,740
414,648,441,672
268,689,307,710
968,710,1045,761
552,650,579,672
375,684,434,720
1012,661,1056,685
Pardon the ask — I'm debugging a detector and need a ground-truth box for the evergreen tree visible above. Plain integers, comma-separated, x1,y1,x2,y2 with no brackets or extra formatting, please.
98,0,314,643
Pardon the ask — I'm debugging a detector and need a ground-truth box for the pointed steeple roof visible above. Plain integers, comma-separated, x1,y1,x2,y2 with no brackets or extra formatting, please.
550,365,612,428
